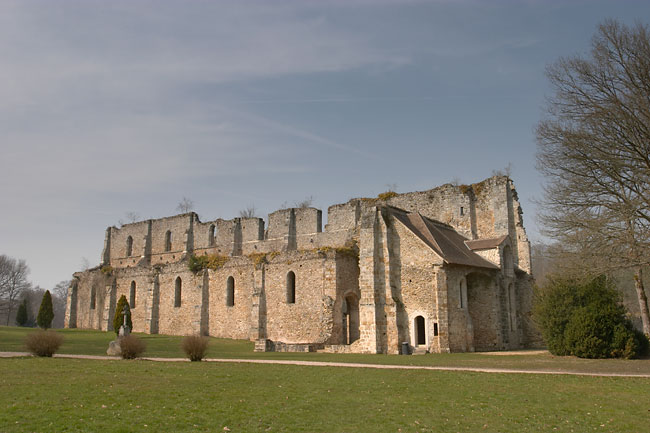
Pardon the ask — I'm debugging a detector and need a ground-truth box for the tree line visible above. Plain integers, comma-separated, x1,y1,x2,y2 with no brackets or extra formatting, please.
0,254,68,328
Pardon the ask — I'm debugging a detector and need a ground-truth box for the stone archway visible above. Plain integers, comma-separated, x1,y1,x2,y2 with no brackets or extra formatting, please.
342,294,359,345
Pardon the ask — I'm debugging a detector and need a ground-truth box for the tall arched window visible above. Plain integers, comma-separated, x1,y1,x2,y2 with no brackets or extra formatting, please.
165,231,172,252
90,286,96,310
459,277,467,309
129,281,136,308
126,236,133,257
209,224,216,246
226,276,235,307
286,271,296,304
174,277,182,307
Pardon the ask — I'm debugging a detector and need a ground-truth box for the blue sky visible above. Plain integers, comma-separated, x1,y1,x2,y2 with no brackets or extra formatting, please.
1,0,649,290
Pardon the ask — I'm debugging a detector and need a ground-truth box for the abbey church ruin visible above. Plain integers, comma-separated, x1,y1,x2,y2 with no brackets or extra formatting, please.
65,176,538,354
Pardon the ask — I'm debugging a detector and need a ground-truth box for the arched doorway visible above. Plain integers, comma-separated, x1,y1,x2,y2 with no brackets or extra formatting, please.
342,295,359,344
415,315,426,346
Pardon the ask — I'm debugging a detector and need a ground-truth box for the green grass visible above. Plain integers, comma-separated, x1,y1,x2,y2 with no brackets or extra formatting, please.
2,326,650,375
1,357,648,432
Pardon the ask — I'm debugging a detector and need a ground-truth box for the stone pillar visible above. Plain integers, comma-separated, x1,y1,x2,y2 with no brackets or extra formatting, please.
357,207,388,353
65,279,78,328
250,265,267,340
200,270,210,336
434,267,451,352
144,273,160,334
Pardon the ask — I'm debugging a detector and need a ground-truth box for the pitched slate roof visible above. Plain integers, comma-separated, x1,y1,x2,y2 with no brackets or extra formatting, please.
387,206,499,270
465,235,508,251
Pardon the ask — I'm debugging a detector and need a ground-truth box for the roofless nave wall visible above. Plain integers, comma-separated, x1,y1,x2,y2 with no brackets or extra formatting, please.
65,176,540,354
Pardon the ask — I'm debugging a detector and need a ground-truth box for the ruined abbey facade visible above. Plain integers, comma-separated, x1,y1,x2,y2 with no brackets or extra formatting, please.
65,176,538,354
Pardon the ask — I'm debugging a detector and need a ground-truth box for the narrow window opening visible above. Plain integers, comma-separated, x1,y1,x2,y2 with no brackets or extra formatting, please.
226,276,235,307
459,277,467,309
90,286,96,310
433,322,439,336
460,206,464,216
165,231,172,252
126,236,133,257
286,271,296,304
129,281,136,308
209,224,216,246
174,277,182,307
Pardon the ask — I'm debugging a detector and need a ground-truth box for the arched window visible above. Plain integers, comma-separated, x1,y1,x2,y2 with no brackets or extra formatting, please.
90,286,96,310
286,271,296,304
415,315,426,346
126,236,133,257
226,276,235,306
459,277,467,309
165,231,172,252
129,281,136,308
209,224,216,246
174,277,182,307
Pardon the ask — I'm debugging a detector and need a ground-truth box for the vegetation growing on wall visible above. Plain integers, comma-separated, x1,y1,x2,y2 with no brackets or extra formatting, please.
188,254,229,272
100,265,113,275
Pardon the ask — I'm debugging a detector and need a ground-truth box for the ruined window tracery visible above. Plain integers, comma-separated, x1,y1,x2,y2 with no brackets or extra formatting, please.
286,271,296,304
226,276,235,306
174,277,182,307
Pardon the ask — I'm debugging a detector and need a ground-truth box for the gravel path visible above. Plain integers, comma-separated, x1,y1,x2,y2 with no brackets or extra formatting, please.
2,351,649,378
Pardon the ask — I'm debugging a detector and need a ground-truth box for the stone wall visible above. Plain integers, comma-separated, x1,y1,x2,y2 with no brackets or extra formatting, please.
67,175,537,354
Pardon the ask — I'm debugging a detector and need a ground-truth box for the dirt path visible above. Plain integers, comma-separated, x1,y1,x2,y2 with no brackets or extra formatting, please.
2,351,649,378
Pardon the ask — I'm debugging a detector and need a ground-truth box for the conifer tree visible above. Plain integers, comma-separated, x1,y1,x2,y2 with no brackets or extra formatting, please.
15,298,28,327
37,290,54,329
113,295,132,336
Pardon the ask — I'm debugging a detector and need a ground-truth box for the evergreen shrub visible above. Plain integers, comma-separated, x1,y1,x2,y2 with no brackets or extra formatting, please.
16,299,29,327
37,290,54,329
113,295,132,336
534,275,649,359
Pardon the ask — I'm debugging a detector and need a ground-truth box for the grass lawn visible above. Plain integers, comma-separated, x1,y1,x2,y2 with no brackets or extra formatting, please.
1,357,649,432
2,326,650,375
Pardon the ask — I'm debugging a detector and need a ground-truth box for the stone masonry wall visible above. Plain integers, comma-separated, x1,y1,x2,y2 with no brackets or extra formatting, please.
67,175,536,354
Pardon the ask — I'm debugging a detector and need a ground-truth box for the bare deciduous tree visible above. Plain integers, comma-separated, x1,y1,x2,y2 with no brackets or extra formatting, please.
176,197,194,213
239,205,257,218
536,20,650,335
0,255,32,325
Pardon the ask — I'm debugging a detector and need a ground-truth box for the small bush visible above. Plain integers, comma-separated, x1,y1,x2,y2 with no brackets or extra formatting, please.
119,335,146,359
25,330,64,357
181,335,209,361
